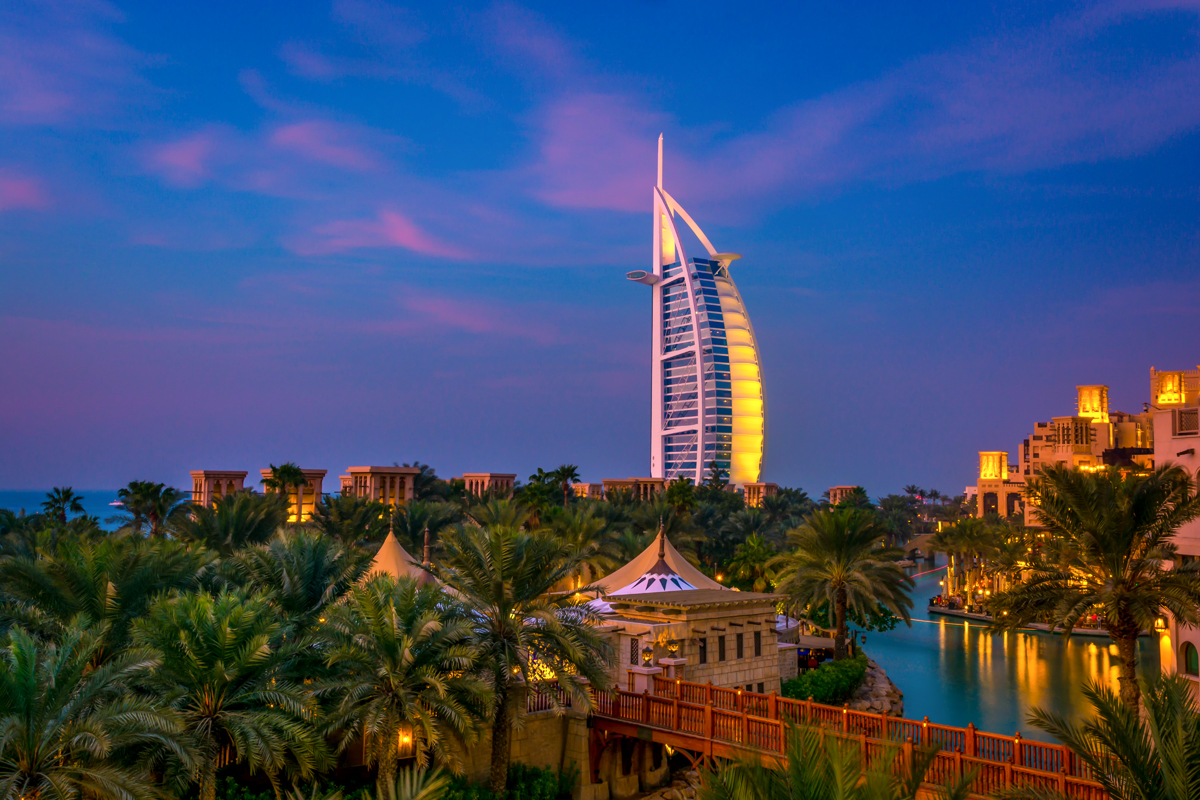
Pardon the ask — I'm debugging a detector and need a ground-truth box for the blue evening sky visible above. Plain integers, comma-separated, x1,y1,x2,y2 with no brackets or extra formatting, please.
2,0,1199,497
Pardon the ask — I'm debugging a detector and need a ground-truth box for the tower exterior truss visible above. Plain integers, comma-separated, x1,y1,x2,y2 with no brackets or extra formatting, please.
627,136,766,488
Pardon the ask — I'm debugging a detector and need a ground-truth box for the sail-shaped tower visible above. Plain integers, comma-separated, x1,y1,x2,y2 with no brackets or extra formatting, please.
626,136,766,487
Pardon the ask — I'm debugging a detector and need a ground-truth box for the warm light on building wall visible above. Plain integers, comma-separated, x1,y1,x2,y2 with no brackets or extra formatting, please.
978,451,1007,481
1076,385,1109,423
717,270,765,486
1157,371,1185,406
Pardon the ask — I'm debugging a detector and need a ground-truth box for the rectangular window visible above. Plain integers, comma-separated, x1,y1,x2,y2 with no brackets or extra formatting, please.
698,638,708,664
1175,408,1200,437
757,682,765,694
736,633,744,659
745,684,753,692
754,631,762,657
630,639,637,666
718,637,726,662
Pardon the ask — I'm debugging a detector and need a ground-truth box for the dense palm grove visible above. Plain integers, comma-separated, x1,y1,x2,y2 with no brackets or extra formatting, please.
0,461,959,800
6,461,1200,800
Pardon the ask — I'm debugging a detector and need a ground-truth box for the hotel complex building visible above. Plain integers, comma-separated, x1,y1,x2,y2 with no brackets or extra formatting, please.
972,383,1154,526
627,136,766,488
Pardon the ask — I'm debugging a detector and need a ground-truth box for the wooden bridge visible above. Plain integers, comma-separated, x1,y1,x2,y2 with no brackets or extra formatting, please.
581,675,1106,800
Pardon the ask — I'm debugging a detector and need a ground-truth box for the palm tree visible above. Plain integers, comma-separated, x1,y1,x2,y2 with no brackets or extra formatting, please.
722,508,774,549
773,509,914,660
41,487,84,524
548,504,621,589
991,464,1200,710
550,464,581,506
309,493,391,546
928,519,996,599
174,491,288,556
0,623,192,800
1003,673,1200,800
392,500,459,555
230,529,372,642
0,535,213,662
376,767,451,800
665,476,696,513
728,534,776,592
700,724,971,800
465,499,531,530
134,590,329,800
262,462,310,522
111,480,191,537
317,577,489,793
434,524,613,795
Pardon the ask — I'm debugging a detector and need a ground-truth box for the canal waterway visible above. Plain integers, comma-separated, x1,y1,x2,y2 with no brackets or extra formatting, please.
863,555,1168,741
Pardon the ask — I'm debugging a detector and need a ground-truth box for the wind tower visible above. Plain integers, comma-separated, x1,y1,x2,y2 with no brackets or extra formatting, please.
626,136,766,488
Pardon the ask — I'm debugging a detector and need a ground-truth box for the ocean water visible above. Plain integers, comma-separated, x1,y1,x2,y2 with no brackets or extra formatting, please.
0,489,123,527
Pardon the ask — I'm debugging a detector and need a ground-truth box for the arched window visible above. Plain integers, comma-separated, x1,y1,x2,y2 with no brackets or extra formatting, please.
1183,642,1199,677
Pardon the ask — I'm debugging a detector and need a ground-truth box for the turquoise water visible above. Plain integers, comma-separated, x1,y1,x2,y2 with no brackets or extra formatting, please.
0,490,122,528
863,555,1167,742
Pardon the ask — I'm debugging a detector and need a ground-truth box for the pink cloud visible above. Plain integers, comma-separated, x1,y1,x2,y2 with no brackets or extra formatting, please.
521,3,1200,214
481,3,577,78
530,93,665,212
270,121,374,170
0,0,146,126
146,132,217,187
0,172,49,211
357,289,558,344
289,208,471,259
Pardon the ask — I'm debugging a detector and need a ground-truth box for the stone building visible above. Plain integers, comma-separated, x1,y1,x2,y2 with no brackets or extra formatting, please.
827,485,861,505
259,468,326,523
339,465,420,508
189,470,247,507
972,383,1154,525
587,529,794,695
601,477,666,501
458,473,516,498
743,482,778,508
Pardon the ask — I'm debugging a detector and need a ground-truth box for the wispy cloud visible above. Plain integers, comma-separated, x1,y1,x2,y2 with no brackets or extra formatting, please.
521,2,1200,214
0,0,148,126
145,131,219,187
269,121,377,170
382,287,558,343
0,170,49,211
288,208,472,259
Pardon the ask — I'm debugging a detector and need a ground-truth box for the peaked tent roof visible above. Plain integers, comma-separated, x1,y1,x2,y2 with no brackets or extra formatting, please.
609,532,697,595
595,527,725,594
370,531,436,584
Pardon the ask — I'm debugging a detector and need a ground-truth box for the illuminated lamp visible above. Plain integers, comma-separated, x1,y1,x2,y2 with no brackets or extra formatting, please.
1155,618,1168,632
641,646,655,665
667,638,680,656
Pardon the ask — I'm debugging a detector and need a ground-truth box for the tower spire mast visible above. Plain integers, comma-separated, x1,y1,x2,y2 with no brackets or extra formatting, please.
657,133,663,189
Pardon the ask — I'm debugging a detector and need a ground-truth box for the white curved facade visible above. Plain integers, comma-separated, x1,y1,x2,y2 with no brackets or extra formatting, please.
627,136,766,487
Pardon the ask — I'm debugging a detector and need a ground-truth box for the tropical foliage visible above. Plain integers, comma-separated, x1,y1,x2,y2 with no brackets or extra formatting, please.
773,509,914,660
1006,673,1200,800
0,466,956,799
991,464,1200,709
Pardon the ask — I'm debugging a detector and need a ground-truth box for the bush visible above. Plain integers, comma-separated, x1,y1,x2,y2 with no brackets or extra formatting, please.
430,763,575,800
209,762,572,800
781,653,868,704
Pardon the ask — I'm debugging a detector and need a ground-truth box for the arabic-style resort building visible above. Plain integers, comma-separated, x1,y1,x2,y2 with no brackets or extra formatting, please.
627,136,767,488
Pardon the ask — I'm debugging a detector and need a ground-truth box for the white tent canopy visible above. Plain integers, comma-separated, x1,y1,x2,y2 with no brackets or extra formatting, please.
369,531,433,583
595,527,726,595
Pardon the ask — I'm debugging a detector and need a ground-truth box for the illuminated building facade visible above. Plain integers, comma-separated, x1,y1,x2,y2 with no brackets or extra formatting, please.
1150,366,1200,685
627,135,766,487
973,383,1154,524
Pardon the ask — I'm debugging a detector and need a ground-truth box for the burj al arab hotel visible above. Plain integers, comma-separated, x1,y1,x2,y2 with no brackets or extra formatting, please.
626,136,766,488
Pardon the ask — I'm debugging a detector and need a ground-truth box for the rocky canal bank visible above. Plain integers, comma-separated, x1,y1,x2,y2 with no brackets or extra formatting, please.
846,658,903,716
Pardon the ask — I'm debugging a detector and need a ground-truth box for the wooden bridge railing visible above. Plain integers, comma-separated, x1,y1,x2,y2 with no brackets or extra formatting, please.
582,674,1105,800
